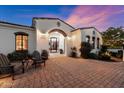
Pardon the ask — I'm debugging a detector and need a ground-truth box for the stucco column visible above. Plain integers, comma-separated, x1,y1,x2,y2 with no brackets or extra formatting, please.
36,30,49,53
65,36,72,56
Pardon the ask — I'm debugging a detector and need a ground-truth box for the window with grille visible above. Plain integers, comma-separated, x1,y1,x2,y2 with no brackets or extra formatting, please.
15,32,28,51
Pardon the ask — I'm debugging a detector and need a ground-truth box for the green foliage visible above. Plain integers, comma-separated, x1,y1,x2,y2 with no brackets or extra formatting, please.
98,45,111,60
102,27,124,48
88,53,98,59
80,42,92,58
70,47,77,58
7,51,29,61
110,50,123,58
100,45,108,53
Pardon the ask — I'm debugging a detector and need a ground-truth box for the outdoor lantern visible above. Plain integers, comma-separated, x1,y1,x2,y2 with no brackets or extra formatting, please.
40,32,48,39
67,36,71,40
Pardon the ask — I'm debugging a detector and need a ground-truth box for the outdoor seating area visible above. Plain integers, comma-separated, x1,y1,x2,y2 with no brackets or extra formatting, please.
0,50,48,80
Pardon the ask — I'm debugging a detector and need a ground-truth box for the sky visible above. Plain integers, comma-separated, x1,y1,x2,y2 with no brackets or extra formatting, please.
0,5,124,32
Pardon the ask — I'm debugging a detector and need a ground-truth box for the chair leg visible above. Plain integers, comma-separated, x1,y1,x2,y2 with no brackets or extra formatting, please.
12,73,14,80
35,63,37,69
22,61,25,73
11,68,15,80
44,61,46,67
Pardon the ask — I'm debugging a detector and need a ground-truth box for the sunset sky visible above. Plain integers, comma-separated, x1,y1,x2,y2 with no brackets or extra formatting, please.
0,5,124,32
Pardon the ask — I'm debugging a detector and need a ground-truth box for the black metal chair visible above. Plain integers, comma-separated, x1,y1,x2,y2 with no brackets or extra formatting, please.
0,54,24,80
41,50,49,60
32,51,45,68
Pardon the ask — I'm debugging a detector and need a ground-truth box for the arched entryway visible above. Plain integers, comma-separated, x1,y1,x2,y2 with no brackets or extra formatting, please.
48,29,67,56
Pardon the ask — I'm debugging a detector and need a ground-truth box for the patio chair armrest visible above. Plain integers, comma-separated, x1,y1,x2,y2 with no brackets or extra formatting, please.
0,65,15,74
32,57,37,60
41,55,46,58
0,65,14,69
22,60,25,64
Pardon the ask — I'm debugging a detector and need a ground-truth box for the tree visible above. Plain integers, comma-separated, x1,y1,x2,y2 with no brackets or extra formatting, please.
79,42,92,58
102,27,124,48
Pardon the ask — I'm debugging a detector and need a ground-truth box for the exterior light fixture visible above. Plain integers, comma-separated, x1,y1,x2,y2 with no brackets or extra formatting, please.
72,35,76,40
67,36,71,40
40,33,48,39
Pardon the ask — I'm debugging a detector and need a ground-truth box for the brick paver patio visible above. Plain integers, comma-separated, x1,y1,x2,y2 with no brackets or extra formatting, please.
0,57,124,88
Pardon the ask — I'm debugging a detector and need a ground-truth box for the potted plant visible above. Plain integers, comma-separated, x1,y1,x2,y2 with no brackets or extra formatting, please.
59,49,63,54
71,47,77,57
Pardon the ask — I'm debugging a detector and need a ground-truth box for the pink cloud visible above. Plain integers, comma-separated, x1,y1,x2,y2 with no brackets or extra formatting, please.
66,6,124,31
18,13,59,18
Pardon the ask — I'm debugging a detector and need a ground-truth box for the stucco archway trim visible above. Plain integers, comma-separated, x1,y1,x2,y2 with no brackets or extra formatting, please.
48,29,67,37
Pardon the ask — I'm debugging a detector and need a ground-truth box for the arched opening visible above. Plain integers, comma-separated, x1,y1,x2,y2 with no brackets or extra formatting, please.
48,29,67,37
48,29,67,55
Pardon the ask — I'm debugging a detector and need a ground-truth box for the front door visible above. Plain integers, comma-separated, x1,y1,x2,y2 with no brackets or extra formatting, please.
49,37,59,53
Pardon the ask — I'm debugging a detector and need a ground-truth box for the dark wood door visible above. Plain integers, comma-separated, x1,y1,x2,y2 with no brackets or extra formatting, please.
49,37,59,53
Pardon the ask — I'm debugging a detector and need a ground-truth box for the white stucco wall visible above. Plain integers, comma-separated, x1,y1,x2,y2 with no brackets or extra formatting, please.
80,28,103,53
0,25,36,55
71,29,81,56
0,18,103,57
34,18,74,56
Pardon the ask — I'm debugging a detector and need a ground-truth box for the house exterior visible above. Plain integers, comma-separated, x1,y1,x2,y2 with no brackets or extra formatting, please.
0,17,103,57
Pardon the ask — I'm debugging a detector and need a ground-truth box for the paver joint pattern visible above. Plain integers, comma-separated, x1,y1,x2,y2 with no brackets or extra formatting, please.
0,57,124,88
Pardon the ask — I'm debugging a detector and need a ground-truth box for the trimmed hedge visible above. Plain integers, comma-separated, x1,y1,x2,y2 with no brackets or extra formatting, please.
7,51,29,61
80,42,92,58
88,53,98,59
98,45,111,60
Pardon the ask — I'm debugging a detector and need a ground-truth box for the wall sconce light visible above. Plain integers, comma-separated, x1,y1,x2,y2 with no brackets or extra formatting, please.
40,33,48,39
72,35,76,40
67,36,71,40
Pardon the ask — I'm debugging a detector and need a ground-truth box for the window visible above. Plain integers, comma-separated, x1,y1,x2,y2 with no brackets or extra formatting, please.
57,21,61,27
97,38,100,49
93,31,95,35
92,37,95,49
86,35,90,43
15,32,28,51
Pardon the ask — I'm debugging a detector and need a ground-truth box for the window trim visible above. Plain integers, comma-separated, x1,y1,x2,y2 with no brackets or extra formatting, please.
97,38,100,49
92,37,95,49
86,35,90,43
14,32,28,51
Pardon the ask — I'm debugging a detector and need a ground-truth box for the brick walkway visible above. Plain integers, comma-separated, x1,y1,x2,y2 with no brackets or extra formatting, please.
0,57,124,88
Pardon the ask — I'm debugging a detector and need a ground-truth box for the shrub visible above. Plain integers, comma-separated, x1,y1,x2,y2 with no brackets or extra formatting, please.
100,45,108,53
88,53,98,59
98,45,111,60
117,50,123,58
41,50,49,60
59,49,64,54
70,47,77,58
98,53,111,60
7,51,29,61
110,52,117,57
79,42,92,58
